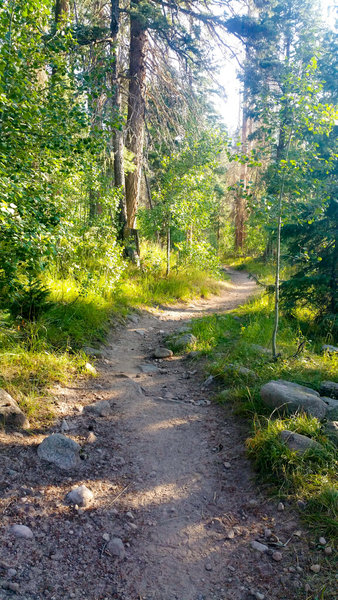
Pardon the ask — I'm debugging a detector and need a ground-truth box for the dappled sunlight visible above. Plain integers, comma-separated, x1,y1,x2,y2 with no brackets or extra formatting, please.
142,415,201,433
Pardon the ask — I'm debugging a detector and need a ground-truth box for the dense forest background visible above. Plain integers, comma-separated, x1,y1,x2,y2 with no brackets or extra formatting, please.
0,0,336,332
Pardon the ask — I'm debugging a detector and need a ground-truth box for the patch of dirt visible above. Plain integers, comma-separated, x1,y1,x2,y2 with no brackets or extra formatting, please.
0,270,327,599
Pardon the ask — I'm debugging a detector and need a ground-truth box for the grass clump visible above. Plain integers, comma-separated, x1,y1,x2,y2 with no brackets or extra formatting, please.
246,414,337,537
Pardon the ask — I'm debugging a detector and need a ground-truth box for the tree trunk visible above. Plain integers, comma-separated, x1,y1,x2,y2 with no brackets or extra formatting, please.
55,0,69,24
125,1,147,229
235,97,248,251
111,0,127,238
166,225,171,276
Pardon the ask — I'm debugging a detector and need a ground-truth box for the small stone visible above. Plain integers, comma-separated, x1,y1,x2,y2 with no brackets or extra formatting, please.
7,569,17,578
0,389,30,429
223,462,231,469
202,375,214,387
37,433,81,470
251,540,268,553
254,593,265,600
85,362,97,375
4,582,20,592
205,564,213,571
324,546,332,555
288,567,296,573
83,346,104,358
296,566,303,573
60,419,70,432
86,432,97,444
66,485,94,507
10,524,33,540
305,584,311,593
318,537,326,545
293,530,302,537
153,347,173,359
126,511,134,520
310,564,321,573
272,551,283,562
83,400,112,417
277,502,285,511
107,537,125,559
102,533,110,542
264,528,272,539
226,529,235,539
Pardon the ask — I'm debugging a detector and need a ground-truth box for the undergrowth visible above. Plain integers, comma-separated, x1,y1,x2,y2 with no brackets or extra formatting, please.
0,261,221,426
185,290,337,543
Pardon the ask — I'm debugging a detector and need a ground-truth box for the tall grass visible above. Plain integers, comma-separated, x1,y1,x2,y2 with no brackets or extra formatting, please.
185,290,337,540
0,261,221,425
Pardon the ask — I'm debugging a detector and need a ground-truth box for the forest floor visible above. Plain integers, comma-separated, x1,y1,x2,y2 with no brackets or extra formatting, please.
0,270,329,600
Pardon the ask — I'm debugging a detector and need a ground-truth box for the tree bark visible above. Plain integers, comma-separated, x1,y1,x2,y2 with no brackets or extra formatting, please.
125,1,147,229
235,87,248,251
111,0,127,238
55,0,69,24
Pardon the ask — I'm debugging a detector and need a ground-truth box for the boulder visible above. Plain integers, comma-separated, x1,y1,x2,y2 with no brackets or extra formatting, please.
260,380,327,420
83,347,104,359
321,397,338,420
321,345,338,355
320,381,338,399
280,430,322,454
83,400,113,417
153,347,173,359
66,485,94,507
37,433,81,470
0,389,30,430
324,421,338,446
174,333,197,349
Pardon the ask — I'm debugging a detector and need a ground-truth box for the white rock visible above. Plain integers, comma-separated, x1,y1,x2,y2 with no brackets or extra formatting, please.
66,485,94,507
102,533,110,542
277,502,285,511
324,546,332,555
319,536,327,545
10,524,33,540
85,362,97,375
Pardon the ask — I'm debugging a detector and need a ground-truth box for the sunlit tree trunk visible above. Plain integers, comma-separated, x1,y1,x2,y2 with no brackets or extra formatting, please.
125,0,147,231
111,0,127,238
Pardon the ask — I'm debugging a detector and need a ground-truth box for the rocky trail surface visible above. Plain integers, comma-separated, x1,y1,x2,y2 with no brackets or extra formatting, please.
0,270,324,600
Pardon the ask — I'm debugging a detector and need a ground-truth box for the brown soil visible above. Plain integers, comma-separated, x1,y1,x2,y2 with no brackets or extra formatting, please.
0,270,323,600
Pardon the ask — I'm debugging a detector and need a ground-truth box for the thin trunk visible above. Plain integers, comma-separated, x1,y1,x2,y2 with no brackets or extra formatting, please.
166,225,171,276
235,96,248,251
125,0,147,229
144,168,153,209
272,134,292,359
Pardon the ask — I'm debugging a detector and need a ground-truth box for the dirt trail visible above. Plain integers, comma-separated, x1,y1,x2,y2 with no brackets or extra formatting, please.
0,270,313,600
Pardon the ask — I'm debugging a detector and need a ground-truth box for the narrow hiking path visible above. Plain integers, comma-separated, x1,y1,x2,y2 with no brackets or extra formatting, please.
0,270,314,600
